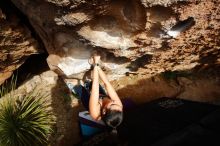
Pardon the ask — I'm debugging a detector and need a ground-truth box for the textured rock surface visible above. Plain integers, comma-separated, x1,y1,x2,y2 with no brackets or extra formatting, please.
2,0,220,145
0,3,41,85
9,0,220,81
140,0,189,7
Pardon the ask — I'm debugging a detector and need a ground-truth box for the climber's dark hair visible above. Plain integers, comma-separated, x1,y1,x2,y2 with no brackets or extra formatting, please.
102,109,123,131
102,109,123,144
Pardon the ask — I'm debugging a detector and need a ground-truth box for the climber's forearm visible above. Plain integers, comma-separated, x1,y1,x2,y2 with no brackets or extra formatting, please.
89,66,101,120
98,67,122,106
97,67,110,85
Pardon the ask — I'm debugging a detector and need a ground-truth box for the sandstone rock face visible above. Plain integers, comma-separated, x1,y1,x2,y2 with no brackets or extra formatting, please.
140,0,188,7
0,3,41,85
10,0,220,81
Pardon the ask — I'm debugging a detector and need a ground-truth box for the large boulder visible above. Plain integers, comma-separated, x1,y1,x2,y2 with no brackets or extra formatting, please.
9,0,220,80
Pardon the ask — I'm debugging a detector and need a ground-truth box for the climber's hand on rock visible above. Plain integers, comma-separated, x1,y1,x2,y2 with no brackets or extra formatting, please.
88,57,94,65
93,55,101,64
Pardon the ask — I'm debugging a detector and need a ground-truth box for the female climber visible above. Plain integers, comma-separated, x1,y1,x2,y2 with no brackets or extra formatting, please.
67,54,123,133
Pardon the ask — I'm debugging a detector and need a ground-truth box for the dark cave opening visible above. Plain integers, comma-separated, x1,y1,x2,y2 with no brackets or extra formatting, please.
16,53,49,86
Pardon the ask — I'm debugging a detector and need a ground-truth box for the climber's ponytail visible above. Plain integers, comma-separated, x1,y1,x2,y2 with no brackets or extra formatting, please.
102,109,123,144
111,127,118,135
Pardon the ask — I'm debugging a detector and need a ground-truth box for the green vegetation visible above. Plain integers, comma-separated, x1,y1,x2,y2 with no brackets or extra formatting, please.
0,76,54,146
0,75,17,98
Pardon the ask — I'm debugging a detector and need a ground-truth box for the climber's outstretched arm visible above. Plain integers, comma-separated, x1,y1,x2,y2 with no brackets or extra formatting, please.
98,67,123,107
89,64,101,120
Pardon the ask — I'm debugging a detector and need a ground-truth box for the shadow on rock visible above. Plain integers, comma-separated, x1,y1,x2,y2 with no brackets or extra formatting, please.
50,77,84,146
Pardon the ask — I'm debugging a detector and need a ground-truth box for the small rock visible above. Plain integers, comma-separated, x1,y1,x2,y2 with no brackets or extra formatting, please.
40,71,58,85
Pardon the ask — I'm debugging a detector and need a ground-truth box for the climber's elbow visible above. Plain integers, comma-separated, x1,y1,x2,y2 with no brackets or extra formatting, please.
89,108,101,121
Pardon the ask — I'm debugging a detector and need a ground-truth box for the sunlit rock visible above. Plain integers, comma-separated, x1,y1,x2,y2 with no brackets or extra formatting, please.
0,6,41,85
9,0,220,82
78,25,137,53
